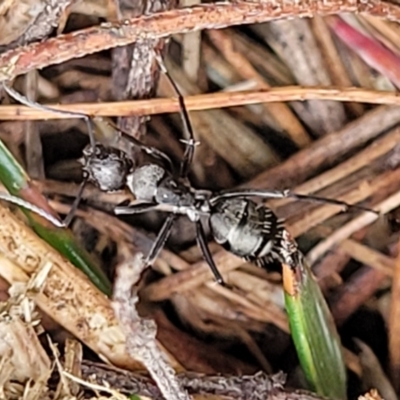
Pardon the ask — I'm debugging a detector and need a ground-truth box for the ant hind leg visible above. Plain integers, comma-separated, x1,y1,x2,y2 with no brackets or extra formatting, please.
196,220,226,286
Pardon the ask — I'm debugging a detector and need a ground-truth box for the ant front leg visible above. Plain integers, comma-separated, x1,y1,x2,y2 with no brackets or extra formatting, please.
154,53,198,179
63,178,88,226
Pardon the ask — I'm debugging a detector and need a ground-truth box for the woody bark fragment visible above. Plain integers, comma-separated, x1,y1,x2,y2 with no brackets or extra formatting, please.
1,0,400,81
111,0,175,138
0,204,142,370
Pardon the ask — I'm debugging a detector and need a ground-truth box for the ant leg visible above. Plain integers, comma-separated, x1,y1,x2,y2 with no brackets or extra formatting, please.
63,178,87,226
115,202,159,215
3,83,97,224
154,54,198,179
196,220,225,285
144,214,176,267
210,189,378,215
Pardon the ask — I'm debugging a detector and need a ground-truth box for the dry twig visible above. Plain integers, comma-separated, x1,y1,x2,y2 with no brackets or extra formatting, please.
2,86,400,120
112,250,190,400
1,1,400,81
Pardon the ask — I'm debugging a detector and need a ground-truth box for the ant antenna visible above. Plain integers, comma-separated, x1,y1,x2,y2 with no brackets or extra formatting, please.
289,192,378,214
103,119,174,171
2,83,96,150
210,189,379,215
154,53,198,178
3,82,95,226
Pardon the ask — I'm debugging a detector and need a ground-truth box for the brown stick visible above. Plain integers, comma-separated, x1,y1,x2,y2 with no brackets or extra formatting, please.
389,237,400,390
0,1,400,81
330,265,387,325
247,105,400,189
80,360,330,400
2,86,400,120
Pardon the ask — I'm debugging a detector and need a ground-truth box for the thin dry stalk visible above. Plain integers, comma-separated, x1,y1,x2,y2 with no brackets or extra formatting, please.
248,105,400,189
307,188,400,265
310,16,364,116
286,178,379,237
270,127,400,209
164,62,279,176
3,86,400,120
331,266,388,325
255,18,347,135
207,29,311,148
338,239,394,276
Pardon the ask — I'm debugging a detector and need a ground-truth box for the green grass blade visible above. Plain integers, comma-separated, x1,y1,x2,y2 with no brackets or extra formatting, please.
283,257,346,399
0,139,112,295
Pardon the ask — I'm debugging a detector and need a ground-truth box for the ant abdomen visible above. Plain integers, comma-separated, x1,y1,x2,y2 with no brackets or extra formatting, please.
209,198,285,266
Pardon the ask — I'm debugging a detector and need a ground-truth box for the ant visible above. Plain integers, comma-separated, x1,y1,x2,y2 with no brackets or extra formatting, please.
2,58,378,284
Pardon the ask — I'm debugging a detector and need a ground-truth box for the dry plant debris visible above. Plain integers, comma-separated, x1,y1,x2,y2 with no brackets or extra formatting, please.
1,0,400,399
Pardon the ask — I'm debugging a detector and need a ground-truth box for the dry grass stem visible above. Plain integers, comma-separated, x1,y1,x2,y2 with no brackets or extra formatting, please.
307,188,400,265
248,105,400,189
338,240,394,276
270,127,400,209
207,29,312,148
2,86,400,120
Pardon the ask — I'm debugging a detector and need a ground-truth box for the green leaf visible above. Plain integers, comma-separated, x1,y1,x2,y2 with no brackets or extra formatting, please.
0,139,111,295
283,258,346,400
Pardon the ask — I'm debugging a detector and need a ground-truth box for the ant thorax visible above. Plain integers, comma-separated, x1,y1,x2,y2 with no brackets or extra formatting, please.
209,198,284,262
126,163,197,209
81,144,133,192
126,164,165,202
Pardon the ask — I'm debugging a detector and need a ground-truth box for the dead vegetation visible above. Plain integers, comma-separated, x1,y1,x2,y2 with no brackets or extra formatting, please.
0,0,400,399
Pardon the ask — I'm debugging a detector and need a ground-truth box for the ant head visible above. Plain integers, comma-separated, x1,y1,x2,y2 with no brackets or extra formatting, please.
81,144,134,192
